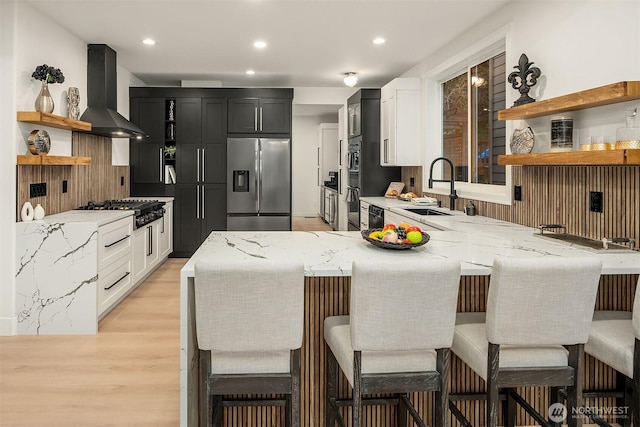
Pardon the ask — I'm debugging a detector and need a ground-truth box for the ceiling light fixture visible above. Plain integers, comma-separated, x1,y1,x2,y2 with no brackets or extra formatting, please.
142,38,156,46
253,41,267,49
372,37,385,45
343,72,358,88
246,70,255,75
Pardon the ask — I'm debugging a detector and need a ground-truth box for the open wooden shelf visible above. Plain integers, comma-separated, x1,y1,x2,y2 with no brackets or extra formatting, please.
498,149,640,166
17,155,92,166
498,81,640,120
17,111,91,132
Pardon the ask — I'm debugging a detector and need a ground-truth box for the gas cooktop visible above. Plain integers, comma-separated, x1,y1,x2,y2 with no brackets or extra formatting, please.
76,199,166,229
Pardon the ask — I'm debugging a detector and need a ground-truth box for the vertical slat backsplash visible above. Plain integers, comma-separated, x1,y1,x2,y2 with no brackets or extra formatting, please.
423,165,640,244
16,133,130,220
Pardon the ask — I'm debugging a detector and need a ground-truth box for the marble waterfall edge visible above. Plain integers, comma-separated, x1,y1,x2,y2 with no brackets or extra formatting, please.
16,222,98,334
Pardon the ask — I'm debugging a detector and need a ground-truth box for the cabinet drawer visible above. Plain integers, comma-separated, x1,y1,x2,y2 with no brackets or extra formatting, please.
98,253,132,316
98,217,133,268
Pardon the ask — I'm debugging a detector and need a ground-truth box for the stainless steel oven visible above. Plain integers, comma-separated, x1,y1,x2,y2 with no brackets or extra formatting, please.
346,186,360,230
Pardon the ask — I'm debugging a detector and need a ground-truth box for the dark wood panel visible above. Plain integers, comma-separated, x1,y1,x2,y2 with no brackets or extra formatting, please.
17,133,130,219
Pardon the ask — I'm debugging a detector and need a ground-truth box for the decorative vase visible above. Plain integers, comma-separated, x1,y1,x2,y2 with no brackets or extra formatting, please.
67,87,80,120
21,202,34,222
34,204,45,220
35,81,54,113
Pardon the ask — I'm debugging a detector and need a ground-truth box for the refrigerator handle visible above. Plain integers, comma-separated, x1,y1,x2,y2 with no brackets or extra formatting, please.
159,148,163,183
196,184,200,219
201,149,206,182
254,107,258,131
196,148,200,183
338,170,342,195
259,107,263,131
258,142,263,211
201,185,205,219
255,142,260,212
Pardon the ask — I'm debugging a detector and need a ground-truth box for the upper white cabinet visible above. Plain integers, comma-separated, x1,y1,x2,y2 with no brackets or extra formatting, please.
380,78,421,166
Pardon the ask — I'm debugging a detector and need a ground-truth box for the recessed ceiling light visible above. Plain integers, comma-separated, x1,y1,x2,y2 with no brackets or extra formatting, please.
372,37,385,45
253,40,267,49
246,70,255,75
142,38,156,46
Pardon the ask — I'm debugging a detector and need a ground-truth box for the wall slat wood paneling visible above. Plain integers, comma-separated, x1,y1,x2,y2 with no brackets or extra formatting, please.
217,274,637,427
16,133,130,219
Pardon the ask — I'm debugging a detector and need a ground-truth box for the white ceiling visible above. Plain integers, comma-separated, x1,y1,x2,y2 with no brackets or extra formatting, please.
27,0,511,88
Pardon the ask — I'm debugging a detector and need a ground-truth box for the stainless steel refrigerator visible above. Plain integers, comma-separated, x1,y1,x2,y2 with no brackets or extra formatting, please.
227,137,292,230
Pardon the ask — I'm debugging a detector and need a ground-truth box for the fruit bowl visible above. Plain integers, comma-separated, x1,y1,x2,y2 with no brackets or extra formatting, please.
361,228,430,250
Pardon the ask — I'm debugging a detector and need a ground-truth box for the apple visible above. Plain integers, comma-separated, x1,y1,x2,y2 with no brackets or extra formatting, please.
406,230,423,244
382,232,399,243
382,223,396,232
406,225,422,234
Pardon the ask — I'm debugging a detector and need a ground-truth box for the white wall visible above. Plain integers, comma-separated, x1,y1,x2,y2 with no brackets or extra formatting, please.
0,0,18,335
113,66,146,165
403,0,640,197
1,1,141,335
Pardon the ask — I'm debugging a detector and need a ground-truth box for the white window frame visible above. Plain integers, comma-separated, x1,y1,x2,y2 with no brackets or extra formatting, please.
423,25,513,205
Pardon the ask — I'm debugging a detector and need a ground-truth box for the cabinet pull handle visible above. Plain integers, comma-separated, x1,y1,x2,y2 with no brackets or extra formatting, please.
259,107,263,131
147,225,153,256
105,272,130,291
161,215,165,234
201,149,205,182
201,186,205,219
159,148,164,183
104,234,130,248
196,148,200,183
384,139,389,163
254,107,258,131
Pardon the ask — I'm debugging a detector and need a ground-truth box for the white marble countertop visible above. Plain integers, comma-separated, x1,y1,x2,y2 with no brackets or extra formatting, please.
181,229,640,279
37,210,134,227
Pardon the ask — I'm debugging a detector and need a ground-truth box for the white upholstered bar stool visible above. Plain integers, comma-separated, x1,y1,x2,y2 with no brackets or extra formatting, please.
194,258,305,427
584,277,640,427
450,257,602,427
324,258,461,427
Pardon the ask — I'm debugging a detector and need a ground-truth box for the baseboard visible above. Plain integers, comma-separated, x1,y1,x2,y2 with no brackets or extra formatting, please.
0,316,17,336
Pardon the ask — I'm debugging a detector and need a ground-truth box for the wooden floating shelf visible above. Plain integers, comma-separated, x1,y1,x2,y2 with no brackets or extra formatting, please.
17,155,92,166
17,111,92,132
498,149,640,166
498,81,640,120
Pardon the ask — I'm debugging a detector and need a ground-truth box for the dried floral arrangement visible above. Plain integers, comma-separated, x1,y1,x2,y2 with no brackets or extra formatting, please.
31,64,65,84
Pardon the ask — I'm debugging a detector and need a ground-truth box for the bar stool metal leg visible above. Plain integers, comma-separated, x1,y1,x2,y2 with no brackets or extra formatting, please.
487,343,500,427
435,348,451,427
326,349,338,427
566,344,584,427
396,393,408,427
353,351,363,427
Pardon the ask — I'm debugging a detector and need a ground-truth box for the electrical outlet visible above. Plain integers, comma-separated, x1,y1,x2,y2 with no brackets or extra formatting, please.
590,191,603,213
62,180,68,193
29,182,47,198
120,176,125,186
409,177,415,187
514,185,522,201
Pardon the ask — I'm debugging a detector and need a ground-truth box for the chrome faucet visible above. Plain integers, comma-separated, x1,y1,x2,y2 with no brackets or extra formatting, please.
428,157,458,210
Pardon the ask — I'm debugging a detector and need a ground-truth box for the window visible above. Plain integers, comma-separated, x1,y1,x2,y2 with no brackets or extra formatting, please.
441,52,506,185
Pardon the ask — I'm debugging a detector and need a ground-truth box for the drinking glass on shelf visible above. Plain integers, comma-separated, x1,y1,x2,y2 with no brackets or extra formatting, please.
580,136,592,151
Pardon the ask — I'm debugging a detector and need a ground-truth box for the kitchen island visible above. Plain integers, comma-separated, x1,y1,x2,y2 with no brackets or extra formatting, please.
180,225,640,426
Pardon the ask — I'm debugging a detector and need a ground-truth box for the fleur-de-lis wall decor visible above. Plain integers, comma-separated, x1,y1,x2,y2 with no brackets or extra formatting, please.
507,53,542,107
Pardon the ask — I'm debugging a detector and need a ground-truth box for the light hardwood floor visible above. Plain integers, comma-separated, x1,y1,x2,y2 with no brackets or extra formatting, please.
0,258,187,427
291,215,332,231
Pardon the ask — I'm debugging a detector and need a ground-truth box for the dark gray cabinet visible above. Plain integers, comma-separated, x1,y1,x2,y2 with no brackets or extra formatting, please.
228,98,291,134
130,87,292,257
130,98,165,195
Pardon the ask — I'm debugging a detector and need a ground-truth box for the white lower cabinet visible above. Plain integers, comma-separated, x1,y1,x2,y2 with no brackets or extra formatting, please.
360,201,370,230
385,209,445,231
133,220,160,285
98,254,132,316
97,216,133,317
159,201,173,259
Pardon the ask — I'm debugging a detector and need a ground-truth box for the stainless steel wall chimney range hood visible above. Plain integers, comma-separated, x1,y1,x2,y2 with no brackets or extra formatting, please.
80,44,147,138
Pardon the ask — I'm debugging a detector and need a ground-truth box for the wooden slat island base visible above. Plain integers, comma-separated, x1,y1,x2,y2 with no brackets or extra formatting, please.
180,231,640,427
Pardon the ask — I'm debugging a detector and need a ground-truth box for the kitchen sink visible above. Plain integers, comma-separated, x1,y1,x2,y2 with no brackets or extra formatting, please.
403,208,452,216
